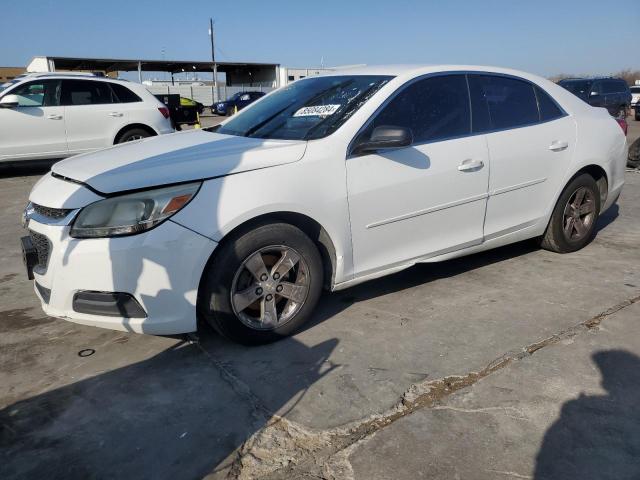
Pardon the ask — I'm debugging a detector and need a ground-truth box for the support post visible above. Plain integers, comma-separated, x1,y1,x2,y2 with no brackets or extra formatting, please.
209,18,217,90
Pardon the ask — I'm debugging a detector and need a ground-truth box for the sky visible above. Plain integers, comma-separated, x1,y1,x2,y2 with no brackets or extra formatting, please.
1,0,638,78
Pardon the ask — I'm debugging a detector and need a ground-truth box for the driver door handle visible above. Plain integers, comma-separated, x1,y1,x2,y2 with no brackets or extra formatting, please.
108,112,124,117
549,140,569,152
47,114,63,120
458,159,484,172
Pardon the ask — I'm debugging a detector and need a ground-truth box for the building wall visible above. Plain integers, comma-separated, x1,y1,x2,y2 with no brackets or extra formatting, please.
279,67,334,85
0,67,26,82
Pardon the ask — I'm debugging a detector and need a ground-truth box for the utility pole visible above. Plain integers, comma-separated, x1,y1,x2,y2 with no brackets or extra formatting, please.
209,18,217,89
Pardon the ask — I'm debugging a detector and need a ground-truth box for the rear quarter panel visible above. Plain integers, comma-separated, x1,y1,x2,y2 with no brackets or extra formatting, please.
562,106,626,212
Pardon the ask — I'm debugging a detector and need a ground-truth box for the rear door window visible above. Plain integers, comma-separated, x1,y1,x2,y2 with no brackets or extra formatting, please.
601,80,626,94
616,80,629,93
368,74,471,143
110,83,142,103
534,86,564,122
61,80,115,105
468,75,539,130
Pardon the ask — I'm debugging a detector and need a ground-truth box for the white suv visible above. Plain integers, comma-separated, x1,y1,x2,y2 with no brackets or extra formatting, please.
0,73,174,162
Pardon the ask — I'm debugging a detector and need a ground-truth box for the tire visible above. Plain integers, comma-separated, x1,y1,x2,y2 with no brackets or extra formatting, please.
116,128,152,144
539,174,601,253
198,222,323,345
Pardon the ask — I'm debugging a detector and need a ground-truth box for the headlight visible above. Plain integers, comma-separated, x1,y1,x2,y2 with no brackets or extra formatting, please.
70,182,201,238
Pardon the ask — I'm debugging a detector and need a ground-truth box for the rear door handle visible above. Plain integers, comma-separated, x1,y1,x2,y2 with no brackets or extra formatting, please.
108,112,124,117
47,114,63,120
458,159,484,172
549,140,569,152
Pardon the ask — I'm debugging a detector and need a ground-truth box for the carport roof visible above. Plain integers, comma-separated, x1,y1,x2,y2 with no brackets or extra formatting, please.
41,56,279,74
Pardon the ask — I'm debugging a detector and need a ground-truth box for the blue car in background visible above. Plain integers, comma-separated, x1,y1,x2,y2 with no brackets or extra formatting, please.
213,91,266,116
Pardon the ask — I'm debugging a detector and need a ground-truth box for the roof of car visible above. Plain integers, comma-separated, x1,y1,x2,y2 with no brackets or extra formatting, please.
559,76,624,82
15,72,129,82
321,64,546,80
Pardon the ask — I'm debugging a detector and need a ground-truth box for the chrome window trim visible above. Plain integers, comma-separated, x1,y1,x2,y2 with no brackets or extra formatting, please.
347,70,569,158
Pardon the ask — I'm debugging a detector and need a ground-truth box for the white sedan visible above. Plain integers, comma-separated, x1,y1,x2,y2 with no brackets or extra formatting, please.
22,65,627,344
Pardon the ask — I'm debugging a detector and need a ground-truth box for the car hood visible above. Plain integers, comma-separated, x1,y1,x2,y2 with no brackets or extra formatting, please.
52,130,307,194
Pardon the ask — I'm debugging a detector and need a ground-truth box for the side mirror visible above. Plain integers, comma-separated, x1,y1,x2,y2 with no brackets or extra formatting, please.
354,125,413,155
0,94,19,108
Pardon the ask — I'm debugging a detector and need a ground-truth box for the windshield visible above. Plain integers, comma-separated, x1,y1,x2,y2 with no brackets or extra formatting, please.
0,79,21,95
631,86,640,93
558,80,593,99
215,75,393,140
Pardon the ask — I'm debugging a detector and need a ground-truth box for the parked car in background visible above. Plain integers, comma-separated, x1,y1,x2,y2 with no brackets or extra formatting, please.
632,86,640,121
557,77,631,117
155,93,205,130
630,85,640,108
213,91,265,116
180,96,205,114
22,65,626,344
0,73,173,163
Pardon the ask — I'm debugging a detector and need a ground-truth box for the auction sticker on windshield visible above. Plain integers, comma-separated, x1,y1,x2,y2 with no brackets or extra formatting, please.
293,104,341,117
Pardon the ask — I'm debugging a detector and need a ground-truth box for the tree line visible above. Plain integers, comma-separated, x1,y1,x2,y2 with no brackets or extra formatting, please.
549,69,640,85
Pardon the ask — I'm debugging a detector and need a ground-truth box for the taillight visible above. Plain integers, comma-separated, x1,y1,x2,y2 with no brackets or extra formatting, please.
615,117,628,136
158,107,170,119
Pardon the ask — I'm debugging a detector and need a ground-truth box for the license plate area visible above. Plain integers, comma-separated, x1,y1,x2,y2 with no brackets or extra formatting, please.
21,235,38,280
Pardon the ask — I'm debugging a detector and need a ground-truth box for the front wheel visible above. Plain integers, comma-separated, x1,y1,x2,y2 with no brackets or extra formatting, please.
539,174,601,253
198,222,323,345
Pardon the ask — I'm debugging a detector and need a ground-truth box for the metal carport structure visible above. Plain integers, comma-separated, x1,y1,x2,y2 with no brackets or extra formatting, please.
26,56,281,87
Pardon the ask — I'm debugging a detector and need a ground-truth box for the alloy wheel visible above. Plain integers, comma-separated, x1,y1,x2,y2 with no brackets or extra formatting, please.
562,186,596,241
230,245,310,331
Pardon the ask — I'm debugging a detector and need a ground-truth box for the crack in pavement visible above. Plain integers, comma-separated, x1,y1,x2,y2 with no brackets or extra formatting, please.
196,294,640,479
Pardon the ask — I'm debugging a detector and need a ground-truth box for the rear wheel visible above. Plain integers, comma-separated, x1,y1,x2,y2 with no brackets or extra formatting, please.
199,222,323,345
116,128,152,144
540,174,601,253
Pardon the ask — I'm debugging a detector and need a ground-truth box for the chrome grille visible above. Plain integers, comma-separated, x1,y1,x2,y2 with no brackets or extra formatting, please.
29,230,51,270
32,203,72,220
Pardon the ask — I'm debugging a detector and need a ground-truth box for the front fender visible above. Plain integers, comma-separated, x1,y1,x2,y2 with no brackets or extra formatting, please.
170,163,353,285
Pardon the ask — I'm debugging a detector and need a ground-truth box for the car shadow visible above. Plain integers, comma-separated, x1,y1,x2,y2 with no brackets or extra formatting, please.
0,334,339,479
0,159,61,178
534,349,640,479
301,238,540,332
595,202,619,233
